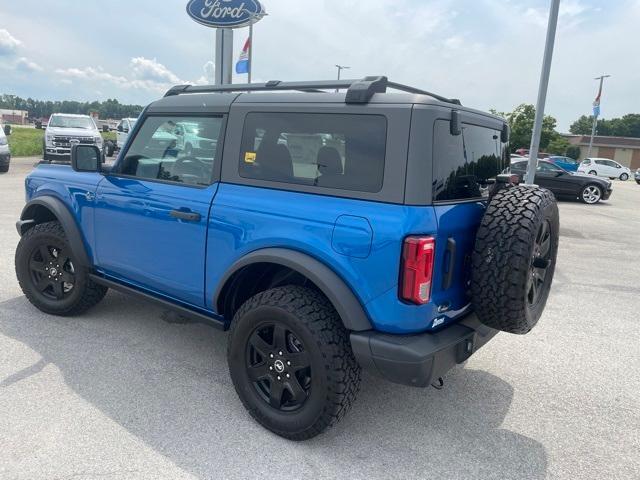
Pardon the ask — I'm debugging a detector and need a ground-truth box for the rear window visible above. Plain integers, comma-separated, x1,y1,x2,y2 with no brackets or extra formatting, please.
239,112,387,193
432,120,508,202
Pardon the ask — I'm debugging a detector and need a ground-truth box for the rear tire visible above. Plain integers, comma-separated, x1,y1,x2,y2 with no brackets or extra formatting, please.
0,164,8,173
588,170,597,175
227,285,361,440
471,186,559,334
15,221,107,315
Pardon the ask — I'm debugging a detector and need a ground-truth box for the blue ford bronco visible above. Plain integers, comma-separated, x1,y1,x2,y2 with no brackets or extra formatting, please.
15,77,559,440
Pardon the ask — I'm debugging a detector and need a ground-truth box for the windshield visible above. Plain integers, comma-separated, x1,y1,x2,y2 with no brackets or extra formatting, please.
49,116,96,130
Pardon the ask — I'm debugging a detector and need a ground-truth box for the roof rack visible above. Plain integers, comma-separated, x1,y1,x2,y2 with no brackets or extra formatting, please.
164,76,461,105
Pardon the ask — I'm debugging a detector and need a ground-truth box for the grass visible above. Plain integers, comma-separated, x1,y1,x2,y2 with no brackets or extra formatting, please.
6,126,117,157
101,131,116,142
7,127,43,157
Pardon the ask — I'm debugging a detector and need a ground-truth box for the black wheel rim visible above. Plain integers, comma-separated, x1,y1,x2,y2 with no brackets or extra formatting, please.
527,220,552,307
246,323,312,411
28,243,76,300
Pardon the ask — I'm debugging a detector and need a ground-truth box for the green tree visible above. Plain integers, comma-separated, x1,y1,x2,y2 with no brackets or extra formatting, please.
546,135,570,155
570,113,640,138
0,94,142,120
566,145,580,160
569,115,593,135
506,104,557,152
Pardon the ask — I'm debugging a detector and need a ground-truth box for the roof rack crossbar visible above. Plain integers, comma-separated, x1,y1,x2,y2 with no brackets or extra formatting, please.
164,77,461,105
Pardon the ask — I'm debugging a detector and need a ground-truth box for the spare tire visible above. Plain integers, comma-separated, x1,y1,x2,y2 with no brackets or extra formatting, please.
471,185,559,334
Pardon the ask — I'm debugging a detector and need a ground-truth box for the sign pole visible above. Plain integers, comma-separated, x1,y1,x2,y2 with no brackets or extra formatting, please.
214,28,233,85
248,22,253,84
524,0,560,185
587,74,610,158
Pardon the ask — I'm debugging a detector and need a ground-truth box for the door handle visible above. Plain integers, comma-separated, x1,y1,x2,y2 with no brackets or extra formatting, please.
170,210,201,222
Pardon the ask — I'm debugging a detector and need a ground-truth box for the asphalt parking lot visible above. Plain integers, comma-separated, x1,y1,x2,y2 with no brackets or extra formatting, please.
1,157,638,480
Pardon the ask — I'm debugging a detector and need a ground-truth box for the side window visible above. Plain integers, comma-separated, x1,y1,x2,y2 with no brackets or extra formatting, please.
433,120,508,201
537,162,562,173
118,116,223,186
238,112,387,193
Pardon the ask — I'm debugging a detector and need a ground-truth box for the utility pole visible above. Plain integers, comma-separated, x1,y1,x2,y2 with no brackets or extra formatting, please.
524,0,560,185
335,64,350,92
587,74,611,158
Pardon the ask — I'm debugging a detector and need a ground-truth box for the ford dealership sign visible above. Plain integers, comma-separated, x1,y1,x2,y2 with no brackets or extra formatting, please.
186,0,266,29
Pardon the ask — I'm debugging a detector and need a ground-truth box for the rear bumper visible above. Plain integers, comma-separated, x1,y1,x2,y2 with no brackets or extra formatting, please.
350,312,498,387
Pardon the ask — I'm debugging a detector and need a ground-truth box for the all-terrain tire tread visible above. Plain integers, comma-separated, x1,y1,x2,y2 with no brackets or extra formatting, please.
470,186,558,334
227,285,361,440
16,221,107,316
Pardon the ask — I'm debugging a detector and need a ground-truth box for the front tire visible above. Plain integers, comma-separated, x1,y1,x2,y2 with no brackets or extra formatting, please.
588,170,597,175
619,173,629,181
580,184,602,204
227,286,361,440
15,221,107,315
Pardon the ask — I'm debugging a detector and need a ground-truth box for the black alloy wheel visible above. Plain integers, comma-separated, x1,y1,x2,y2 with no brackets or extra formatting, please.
15,221,108,315
227,285,361,440
28,243,76,301
527,220,551,308
246,322,311,411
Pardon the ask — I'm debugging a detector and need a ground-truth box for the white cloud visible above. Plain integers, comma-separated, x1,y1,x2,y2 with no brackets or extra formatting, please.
193,61,216,85
55,65,129,86
51,57,198,95
15,57,43,72
130,57,183,84
0,29,21,56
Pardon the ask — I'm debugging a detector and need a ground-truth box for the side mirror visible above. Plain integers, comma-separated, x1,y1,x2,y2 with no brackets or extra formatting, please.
501,123,509,143
3,124,11,136
71,144,101,172
450,110,461,136
117,125,123,132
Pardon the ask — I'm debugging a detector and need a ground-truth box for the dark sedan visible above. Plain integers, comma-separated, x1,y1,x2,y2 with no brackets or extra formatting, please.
509,160,612,204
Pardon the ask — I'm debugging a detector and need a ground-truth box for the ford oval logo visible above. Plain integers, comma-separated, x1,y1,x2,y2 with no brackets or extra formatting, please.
186,0,266,29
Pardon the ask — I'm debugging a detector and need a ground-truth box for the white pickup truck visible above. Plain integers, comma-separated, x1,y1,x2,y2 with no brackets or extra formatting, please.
43,114,103,162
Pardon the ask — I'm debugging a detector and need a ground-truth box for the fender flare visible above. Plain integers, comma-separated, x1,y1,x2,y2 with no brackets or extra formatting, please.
214,248,373,331
17,196,91,268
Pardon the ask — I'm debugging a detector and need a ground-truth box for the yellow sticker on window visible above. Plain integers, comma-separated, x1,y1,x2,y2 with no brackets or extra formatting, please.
244,151,256,163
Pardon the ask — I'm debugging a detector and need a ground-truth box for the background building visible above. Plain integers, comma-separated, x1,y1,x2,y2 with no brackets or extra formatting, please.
563,134,640,169
0,108,28,125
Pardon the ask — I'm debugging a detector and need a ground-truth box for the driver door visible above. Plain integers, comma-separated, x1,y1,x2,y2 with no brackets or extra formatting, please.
93,114,224,307
535,161,572,195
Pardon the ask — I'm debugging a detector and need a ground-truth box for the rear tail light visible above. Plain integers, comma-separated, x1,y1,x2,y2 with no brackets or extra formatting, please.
400,236,435,304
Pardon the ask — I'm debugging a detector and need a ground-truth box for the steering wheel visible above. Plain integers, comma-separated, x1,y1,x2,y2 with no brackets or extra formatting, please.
173,155,206,179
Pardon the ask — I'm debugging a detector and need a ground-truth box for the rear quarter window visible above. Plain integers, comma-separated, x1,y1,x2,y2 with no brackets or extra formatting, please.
432,120,508,202
238,112,387,193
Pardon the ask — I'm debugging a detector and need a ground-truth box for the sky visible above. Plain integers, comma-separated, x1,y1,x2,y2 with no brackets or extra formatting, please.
0,0,638,131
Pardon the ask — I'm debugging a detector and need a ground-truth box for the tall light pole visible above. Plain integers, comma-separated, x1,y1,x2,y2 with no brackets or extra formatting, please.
587,74,611,158
524,0,560,185
335,64,350,92
335,64,350,80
